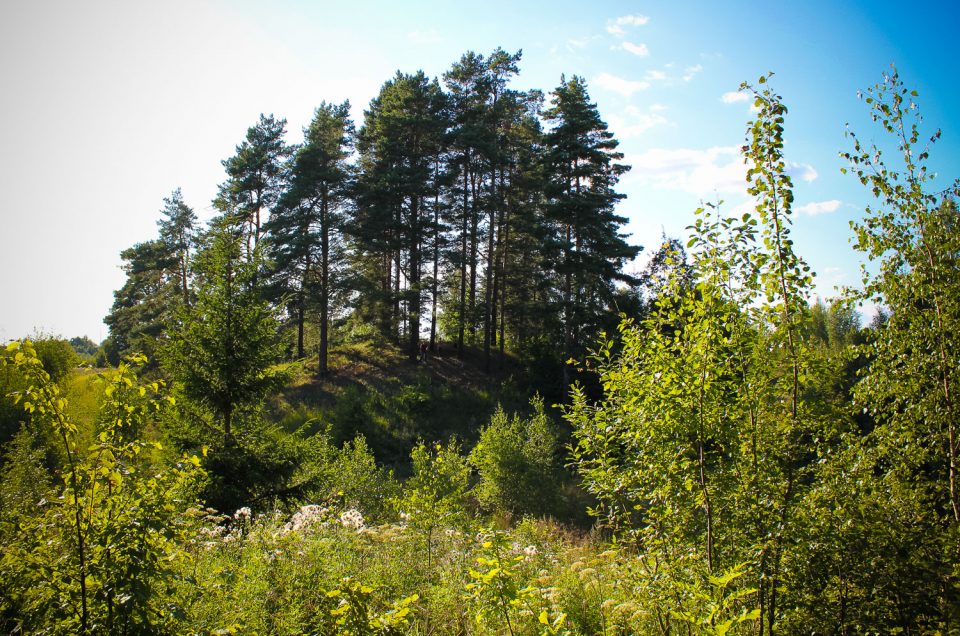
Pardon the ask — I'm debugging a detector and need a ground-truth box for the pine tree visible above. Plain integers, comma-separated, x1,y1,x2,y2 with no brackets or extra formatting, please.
161,227,284,444
157,188,198,304
215,114,290,259
267,102,353,369
104,190,197,363
542,76,640,388
354,72,447,360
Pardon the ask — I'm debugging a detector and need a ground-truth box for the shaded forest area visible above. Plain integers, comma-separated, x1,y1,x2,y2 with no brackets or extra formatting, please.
2,52,960,634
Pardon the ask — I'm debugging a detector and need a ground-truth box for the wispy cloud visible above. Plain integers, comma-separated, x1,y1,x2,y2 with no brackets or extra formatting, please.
683,64,703,82
721,91,749,104
644,69,667,81
607,14,650,36
608,104,670,138
407,29,441,44
796,199,841,215
621,41,649,57
592,72,650,97
624,146,747,195
566,35,595,50
786,162,818,183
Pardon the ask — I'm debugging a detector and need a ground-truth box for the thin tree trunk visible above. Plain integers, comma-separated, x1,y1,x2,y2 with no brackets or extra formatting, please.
457,159,469,355
484,170,496,373
319,190,329,375
430,169,440,350
468,169,480,342
409,195,421,362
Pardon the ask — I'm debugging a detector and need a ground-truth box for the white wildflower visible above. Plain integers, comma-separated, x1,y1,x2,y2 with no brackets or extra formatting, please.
282,504,329,535
339,508,365,532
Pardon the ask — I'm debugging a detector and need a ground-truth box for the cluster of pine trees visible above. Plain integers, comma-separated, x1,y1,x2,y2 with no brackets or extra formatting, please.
104,48,640,387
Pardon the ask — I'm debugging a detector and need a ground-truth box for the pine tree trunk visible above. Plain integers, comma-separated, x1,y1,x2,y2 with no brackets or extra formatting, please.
457,160,469,356
430,176,440,350
468,170,480,343
408,196,421,362
319,190,329,375
483,171,496,373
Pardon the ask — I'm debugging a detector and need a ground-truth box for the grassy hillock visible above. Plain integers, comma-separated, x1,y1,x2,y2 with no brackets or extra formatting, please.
267,340,536,471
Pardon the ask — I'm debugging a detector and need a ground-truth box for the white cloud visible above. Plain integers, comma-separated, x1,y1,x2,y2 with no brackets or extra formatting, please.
644,69,667,81
621,41,649,57
407,29,441,44
721,91,749,104
567,35,593,49
607,14,650,35
796,199,842,215
624,146,748,195
592,72,650,97
786,162,818,182
683,64,703,82
608,104,670,138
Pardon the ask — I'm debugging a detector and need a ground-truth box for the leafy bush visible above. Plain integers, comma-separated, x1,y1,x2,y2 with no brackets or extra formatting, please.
0,343,204,634
330,435,400,522
469,396,561,517
31,336,78,383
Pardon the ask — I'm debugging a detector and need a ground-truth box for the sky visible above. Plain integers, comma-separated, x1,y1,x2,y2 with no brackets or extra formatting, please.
1,0,958,342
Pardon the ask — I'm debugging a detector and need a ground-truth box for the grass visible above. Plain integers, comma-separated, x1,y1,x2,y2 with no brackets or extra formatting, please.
267,339,531,471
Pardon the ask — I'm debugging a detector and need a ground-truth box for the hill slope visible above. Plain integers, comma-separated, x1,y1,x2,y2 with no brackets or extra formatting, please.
267,340,535,468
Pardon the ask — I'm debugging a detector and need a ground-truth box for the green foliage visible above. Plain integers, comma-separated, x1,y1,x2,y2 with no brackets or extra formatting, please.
470,396,561,517
566,74,827,634
32,336,78,383
0,428,51,544
833,65,960,630
327,578,419,635
671,564,760,636
394,440,471,569
162,227,287,443
542,75,641,389
69,335,100,357
105,191,197,365
0,342,203,634
330,435,400,522
465,528,571,636
215,113,291,255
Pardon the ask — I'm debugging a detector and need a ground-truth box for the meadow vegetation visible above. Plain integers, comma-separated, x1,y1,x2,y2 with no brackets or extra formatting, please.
2,66,959,634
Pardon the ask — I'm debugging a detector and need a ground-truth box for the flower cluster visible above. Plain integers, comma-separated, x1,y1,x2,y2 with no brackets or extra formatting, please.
339,508,365,532
282,504,330,535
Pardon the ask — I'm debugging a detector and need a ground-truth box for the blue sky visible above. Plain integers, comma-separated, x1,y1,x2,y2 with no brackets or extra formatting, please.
1,0,958,341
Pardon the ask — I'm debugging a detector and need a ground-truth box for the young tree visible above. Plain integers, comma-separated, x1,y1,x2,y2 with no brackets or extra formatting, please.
844,67,960,529
567,76,822,632
0,342,202,634
469,396,561,517
161,227,285,444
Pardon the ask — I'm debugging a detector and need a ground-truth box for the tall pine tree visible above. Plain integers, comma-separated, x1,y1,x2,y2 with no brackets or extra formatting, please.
542,76,640,389
267,102,353,369
354,72,447,360
215,114,290,259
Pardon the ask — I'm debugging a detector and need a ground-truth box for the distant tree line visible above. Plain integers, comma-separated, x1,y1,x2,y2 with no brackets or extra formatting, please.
103,48,641,390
